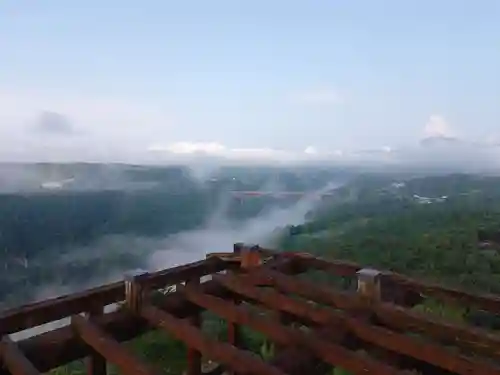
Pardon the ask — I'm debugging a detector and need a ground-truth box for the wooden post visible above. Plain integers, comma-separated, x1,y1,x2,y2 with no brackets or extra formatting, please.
85,304,107,375
186,277,201,375
233,242,244,255
356,268,381,301
228,243,245,375
241,244,262,270
124,271,148,314
274,312,294,355
0,336,40,375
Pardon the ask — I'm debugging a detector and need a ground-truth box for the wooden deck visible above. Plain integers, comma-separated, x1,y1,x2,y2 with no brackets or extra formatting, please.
0,243,499,375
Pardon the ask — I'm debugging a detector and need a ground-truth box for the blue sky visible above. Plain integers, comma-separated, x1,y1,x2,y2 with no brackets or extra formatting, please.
1,1,500,165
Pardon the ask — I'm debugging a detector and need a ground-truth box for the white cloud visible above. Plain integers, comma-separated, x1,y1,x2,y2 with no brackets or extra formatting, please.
423,114,454,139
289,88,343,105
151,141,226,155
1,88,499,172
148,141,337,164
304,146,318,155
229,147,291,160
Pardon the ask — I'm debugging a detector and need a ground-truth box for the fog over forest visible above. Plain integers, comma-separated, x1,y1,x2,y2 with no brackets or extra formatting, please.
0,163,344,310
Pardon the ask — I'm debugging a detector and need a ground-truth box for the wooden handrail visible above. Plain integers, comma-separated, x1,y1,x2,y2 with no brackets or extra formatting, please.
0,257,235,335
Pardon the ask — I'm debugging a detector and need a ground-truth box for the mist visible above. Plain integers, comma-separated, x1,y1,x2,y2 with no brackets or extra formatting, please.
29,179,340,294
147,181,340,270
5,178,341,340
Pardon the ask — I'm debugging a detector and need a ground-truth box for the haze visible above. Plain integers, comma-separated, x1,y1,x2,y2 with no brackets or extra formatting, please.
1,1,500,170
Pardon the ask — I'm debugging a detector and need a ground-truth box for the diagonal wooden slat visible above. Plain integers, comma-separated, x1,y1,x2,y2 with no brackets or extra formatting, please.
256,268,500,359
70,315,161,375
140,304,286,375
250,247,362,276
186,277,202,375
0,336,39,375
290,251,500,313
180,284,406,375
0,257,236,336
15,256,299,372
4,246,500,375
85,305,106,375
213,273,500,375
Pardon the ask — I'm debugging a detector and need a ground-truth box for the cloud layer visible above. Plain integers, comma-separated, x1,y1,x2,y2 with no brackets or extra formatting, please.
1,88,499,174
145,113,500,173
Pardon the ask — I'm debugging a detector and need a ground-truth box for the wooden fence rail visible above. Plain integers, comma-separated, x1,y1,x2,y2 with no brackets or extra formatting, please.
0,243,499,375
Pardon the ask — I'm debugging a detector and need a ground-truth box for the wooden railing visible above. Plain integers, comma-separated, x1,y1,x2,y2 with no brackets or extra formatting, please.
0,243,498,375
0,256,239,336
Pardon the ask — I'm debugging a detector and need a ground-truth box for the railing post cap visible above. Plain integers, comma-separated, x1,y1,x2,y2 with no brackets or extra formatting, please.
124,269,149,282
356,268,381,279
235,243,260,252
246,243,261,251
233,243,245,253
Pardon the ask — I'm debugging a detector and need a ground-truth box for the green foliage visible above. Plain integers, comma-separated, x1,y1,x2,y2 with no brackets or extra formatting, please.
49,361,86,375
281,174,500,295
126,330,187,374
259,340,275,361
18,173,500,373
412,298,467,323
332,368,352,375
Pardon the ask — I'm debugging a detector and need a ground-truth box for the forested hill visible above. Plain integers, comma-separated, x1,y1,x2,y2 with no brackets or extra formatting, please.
0,163,340,261
4,170,500,375
280,173,500,295
0,163,344,309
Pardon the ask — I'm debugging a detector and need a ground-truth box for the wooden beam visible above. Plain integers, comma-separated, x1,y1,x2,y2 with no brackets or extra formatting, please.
71,315,161,375
228,244,243,349
0,336,40,375
295,254,362,276
293,250,500,313
253,246,362,276
14,256,299,372
140,304,286,375
268,349,325,375
180,285,405,375
226,271,500,375
387,273,500,314
143,257,239,290
0,257,235,336
0,282,123,337
186,277,201,375
85,305,106,375
258,269,500,359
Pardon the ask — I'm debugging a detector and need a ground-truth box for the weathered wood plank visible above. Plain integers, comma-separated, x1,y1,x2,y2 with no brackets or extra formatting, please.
140,304,286,375
181,285,405,375
0,257,234,335
236,270,500,374
0,336,40,375
71,315,161,375
259,269,500,359
15,257,298,372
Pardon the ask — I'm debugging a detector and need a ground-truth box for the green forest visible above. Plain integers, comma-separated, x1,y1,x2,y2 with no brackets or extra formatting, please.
0,164,326,309
42,172,500,374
